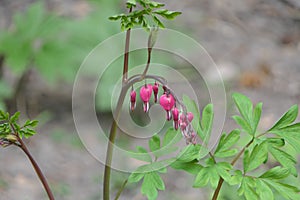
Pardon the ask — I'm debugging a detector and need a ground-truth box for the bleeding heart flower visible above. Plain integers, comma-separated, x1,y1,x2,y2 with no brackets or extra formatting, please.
160,93,175,120
187,112,194,122
153,82,159,103
140,84,153,112
172,107,179,130
130,90,136,111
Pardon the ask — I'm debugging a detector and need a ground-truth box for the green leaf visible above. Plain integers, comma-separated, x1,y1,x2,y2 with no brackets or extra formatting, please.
0,110,8,121
232,115,253,135
201,104,214,143
170,160,202,175
264,180,300,200
256,179,274,200
245,142,268,172
141,172,165,200
24,120,39,128
214,129,240,158
10,112,20,123
253,102,263,133
193,167,210,188
126,0,136,8
128,172,144,183
229,170,243,185
141,173,158,200
154,9,181,20
134,158,175,174
243,149,250,173
269,105,298,131
270,123,300,152
193,162,229,189
266,138,285,147
215,149,238,158
269,147,297,176
128,146,153,163
177,144,207,162
232,93,253,125
153,128,181,158
238,177,259,200
23,128,36,138
149,135,160,152
182,95,201,138
162,128,181,147
153,16,165,28
108,14,125,21
215,162,232,182
149,1,165,8
259,166,290,180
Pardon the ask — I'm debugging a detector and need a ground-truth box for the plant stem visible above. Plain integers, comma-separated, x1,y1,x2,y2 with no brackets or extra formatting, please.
211,138,254,200
103,88,127,200
122,7,133,84
114,179,128,200
17,137,55,200
103,7,133,198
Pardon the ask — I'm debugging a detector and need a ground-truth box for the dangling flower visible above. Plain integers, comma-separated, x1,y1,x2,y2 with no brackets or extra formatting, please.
153,82,159,103
187,112,194,122
172,107,179,130
140,84,153,112
130,90,136,112
159,93,175,120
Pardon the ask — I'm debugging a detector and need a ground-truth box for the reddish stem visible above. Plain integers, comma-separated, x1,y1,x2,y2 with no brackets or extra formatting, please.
17,138,55,200
122,7,133,84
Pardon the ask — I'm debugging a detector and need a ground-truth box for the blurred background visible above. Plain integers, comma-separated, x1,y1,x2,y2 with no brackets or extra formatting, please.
0,0,299,199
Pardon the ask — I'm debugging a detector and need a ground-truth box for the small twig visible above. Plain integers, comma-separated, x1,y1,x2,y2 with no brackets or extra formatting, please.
8,122,55,200
114,179,128,200
211,138,254,200
140,28,158,80
17,137,55,200
122,7,133,84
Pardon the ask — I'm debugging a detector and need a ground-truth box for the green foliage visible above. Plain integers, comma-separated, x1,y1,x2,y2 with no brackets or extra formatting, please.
182,96,214,142
0,1,123,111
0,110,38,147
193,160,232,188
243,142,268,172
214,129,240,158
128,93,300,200
0,2,69,77
109,0,181,30
232,93,262,136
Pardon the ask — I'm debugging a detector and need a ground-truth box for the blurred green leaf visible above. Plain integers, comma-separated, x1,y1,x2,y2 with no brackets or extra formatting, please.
141,172,165,200
269,105,298,131
244,142,268,172
214,129,240,158
259,166,290,180
269,147,297,176
149,135,160,152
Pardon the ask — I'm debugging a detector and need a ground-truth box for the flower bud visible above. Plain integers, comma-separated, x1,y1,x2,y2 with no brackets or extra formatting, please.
153,82,159,103
187,112,194,122
130,90,136,111
172,107,179,130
